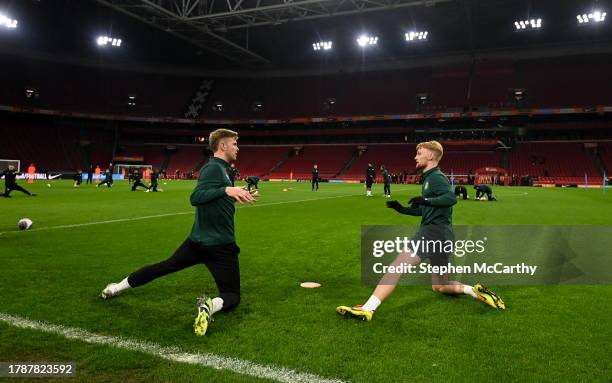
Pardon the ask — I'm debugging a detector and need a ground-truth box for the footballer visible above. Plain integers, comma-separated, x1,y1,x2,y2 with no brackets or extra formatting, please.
101,129,256,336
336,141,505,321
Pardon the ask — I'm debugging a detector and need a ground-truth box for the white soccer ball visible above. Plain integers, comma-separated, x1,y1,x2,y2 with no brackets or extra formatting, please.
47,184,51,188
18,218,33,230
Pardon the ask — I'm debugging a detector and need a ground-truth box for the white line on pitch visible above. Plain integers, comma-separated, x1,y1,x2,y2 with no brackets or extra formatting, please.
0,193,361,235
0,312,348,383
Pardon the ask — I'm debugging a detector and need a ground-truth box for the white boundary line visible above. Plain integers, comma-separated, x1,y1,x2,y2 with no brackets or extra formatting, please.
0,312,348,383
0,193,362,235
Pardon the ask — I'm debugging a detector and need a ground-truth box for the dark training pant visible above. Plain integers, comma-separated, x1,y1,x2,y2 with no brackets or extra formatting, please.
127,238,241,311
312,178,319,190
4,184,32,197
131,181,149,191
384,183,391,196
455,188,468,200
97,180,113,188
247,181,258,191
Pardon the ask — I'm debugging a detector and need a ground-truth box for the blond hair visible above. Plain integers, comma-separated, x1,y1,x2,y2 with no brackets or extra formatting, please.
209,129,238,152
416,140,444,161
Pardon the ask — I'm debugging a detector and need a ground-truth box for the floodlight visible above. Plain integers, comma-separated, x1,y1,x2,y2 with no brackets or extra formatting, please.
577,11,606,24
97,35,122,47
313,41,332,51
405,31,428,41
514,18,541,30
0,14,18,29
357,35,377,47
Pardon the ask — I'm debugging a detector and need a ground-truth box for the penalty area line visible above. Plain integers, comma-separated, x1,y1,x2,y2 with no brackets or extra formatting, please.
0,312,348,383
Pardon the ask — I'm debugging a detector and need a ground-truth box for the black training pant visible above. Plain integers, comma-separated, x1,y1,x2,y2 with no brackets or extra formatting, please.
98,180,113,187
4,184,32,197
131,181,149,191
127,238,241,311
455,189,468,200
312,178,318,190
384,183,390,196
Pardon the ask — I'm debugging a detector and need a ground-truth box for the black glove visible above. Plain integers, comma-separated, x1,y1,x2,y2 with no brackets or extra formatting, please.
408,196,430,207
386,200,403,211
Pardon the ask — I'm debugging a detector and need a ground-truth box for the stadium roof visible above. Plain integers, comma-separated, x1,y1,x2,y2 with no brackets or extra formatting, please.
1,0,611,75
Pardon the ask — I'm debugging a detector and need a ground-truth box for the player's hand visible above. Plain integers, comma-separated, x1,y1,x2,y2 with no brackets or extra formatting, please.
386,200,403,211
226,187,256,203
408,196,430,207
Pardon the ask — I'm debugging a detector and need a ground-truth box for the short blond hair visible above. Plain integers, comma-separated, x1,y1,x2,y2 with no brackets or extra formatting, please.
209,129,238,152
416,140,443,161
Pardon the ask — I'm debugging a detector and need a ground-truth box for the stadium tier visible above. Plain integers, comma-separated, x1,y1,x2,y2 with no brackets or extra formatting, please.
597,142,612,175
3,55,612,119
508,142,599,178
267,145,355,180
0,117,113,172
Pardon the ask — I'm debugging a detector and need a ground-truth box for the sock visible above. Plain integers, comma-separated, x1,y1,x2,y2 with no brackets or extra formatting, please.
463,285,478,299
361,295,381,311
211,297,224,315
115,277,131,293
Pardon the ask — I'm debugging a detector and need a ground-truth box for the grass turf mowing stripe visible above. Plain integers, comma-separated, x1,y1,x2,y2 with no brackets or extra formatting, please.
0,312,349,383
0,193,360,235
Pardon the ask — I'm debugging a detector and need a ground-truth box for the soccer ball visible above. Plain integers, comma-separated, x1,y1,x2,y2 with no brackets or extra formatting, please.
18,218,33,230
47,184,51,188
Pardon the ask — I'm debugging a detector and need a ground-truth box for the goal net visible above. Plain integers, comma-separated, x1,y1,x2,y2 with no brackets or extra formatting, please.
114,164,153,179
0,159,20,172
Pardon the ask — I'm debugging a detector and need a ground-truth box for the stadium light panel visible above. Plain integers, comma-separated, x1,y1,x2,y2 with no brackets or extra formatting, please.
405,31,428,41
97,35,122,47
514,18,542,31
577,11,606,24
313,41,332,51
357,35,378,47
0,14,18,29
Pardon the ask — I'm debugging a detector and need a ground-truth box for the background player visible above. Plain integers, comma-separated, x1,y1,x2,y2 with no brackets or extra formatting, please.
381,165,391,198
312,164,319,191
245,175,260,192
474,184,497,201
147,169,160,192
454,185,468,200
228,164,240,187
96,168,113,188
73,170,83,188
131,168,150,191
1,165,36,197
365,163,375,196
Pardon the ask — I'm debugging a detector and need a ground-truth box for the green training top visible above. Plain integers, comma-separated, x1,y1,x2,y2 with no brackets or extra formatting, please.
189,157,235,246
404,167,457,225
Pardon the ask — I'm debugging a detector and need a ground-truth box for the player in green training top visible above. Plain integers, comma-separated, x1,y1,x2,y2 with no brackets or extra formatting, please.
100,129,256,336
337,141,505,321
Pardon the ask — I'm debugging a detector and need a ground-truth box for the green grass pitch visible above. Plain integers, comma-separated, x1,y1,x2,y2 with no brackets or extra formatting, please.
0,179,611,382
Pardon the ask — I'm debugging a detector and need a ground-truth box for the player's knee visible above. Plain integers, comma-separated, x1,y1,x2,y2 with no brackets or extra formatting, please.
431,284,444,293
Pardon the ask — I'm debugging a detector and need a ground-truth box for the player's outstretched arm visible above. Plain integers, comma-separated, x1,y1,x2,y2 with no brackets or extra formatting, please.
225,187,256,203
386,200,422,216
